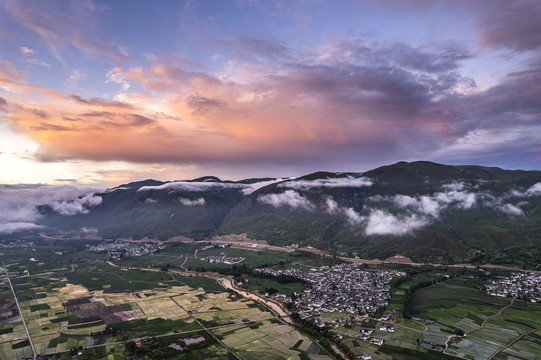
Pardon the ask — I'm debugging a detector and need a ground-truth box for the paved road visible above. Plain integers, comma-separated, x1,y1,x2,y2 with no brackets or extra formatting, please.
3,263,37,359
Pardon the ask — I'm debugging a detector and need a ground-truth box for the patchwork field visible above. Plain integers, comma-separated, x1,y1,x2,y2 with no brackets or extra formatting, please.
212,319,331,360
0,252,330,360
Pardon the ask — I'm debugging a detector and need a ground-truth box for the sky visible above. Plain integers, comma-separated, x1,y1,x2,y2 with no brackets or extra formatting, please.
1,0,541,187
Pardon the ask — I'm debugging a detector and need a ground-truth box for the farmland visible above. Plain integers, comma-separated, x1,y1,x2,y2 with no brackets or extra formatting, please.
0,242,331,360
412,277,541,359
2,239,541,359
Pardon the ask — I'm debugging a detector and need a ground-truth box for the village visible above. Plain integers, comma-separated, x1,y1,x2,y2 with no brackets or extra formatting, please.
256,264,404,317
255,264,404,350
485,272,541,302
86,241,165,260
0,240,35,248
200,254,245,264
257,264,403,316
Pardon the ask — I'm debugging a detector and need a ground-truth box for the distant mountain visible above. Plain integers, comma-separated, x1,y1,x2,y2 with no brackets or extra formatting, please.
108,179,166,190
37,177,276,240
14,162,541,265
219,162,541,264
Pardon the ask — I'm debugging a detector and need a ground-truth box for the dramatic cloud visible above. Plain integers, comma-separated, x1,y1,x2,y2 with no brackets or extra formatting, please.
2,28,539,173
258,190,315,210
1,1,541,185
0,33,484,169
281,177,373,190
179,197,205,206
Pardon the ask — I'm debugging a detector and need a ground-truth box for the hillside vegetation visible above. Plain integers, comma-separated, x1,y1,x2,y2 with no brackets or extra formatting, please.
28,161,541,265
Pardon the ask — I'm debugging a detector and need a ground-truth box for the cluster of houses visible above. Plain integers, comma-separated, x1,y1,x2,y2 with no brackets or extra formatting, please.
485,272,541,302
200,243,231,251
256,264,404,318
86,241,165,260
0,240,35,248
201,254,245,264
86,241,126,252
168,336,205,351
284,243,299,249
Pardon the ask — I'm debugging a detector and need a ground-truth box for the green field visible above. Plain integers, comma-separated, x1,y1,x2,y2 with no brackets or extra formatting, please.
0,243,331,360
411,278,541,359
3,240,540,360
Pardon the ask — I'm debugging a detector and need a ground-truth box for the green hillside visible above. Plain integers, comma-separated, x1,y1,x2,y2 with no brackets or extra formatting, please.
27,161,541,265
219,161,541,265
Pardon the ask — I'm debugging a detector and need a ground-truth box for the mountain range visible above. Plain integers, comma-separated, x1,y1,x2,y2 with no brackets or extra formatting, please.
5,161,541,265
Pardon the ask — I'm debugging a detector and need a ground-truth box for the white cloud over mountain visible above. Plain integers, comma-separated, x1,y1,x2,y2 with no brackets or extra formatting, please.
280,177,373,190
0,185,101,234
364,210,427,236
259,190,315,210
179,198,205,206
137,178,289,195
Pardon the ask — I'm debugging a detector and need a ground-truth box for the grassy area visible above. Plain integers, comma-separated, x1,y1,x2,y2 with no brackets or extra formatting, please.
243,274,307,296
387,270,443,314
29,303,51,312
63,262,188,291
175,275,227,292
174,344,236,359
